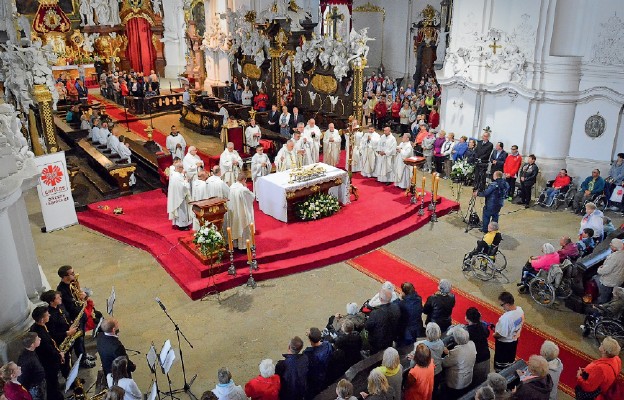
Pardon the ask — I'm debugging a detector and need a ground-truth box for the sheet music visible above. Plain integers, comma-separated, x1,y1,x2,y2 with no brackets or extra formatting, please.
159,339,171,367
107,286,116,315
146,345,158,372
64,354,83,392
162,349,176,374
147,381,157,400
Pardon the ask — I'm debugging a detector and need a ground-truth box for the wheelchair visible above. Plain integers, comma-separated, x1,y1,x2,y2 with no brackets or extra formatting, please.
536,180,573,209
524,260,574,307
462,243,508,281
566,184,608,213
584,309,624,350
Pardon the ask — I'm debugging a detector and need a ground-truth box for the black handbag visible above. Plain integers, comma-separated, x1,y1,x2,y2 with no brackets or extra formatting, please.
575,385,601,400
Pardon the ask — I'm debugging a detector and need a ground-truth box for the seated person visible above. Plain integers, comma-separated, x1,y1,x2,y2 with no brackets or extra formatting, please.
593,238,624,304
581,286,624,336
576,228,595,257
557,235,580,262
518,243,560,292
580,202,604,242
603,216,616,240
542,169,571,207
365,281,399,310
572,169,605,214
325,302,366,338
463,221,502,268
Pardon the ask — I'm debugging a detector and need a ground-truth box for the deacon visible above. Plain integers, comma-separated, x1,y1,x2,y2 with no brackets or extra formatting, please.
322,123,342,167
395,133,414,189
276,140,298,171
360,125,380,178
376,127,397,184
167,163,192,230
97,122,111,146
106,126,120,155
219,142,243,186
166,125,186,160
251,145,271,198
183,146,204,180
349,120,364,173
294,123,313,166
245,118,261,150
206,167,231,199
302,118,322,163
190,171,210,230
228,173,255,250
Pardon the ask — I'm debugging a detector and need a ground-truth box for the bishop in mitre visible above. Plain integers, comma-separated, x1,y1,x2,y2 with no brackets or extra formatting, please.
190,171,210,230
294,124,313,166
228,173,255,250
183,146,204,181
394,133,414,189
245,118,261,151
302,119,321,163
251,145,271,198
276,140,298,171
322,123,341,167
219,142,243,186
166,126,186,160
360,125,380,178
167,163,192,230
376,127,397,184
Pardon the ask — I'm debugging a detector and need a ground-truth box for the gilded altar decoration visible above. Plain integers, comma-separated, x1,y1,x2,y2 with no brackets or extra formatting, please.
353,2,386,21
311,74,338,94
243,63,262,79
33,0,72,34
288,164,327,183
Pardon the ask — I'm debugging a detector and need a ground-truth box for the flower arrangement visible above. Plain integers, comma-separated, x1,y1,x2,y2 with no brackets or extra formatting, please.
296,193,340,221
451,159,475,183
192,222,226,260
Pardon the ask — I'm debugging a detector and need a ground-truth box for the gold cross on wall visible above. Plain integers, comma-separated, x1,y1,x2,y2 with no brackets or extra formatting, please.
489,39,502,54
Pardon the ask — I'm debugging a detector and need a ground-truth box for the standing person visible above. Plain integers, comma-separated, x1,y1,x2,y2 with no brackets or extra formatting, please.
244,359,281,400
517,155,539,208
96,319,136,376
211,368,247,400
228,173,255,251
397,282,423,346
245,119,262,150
182,146,204,181
365,288,401,355
503,145,522,201
511,356,552,400
375,127,397,184
219,142,243,186
275,337,308,400
360,126,380,178
278,106,291,139
289,107,305,132
441,133,456,178
303,328,333,399
575,336,621,400
441,327,477,399
302,119,322,163
251,146,271,199
493,292,524,372
253,88,269,111
29,307,63,400
404,344,435,400
166,126,186,160
428,106,440,130
539,341,562,400
399,102,411,133
322,123,341,167
394,134,414,190
423,280,455,334
432,131,446,175
267,104,280,133
17,333,46,400
167,163,192,230
421,130,435,173
464,307,491,386
374,348,403,400
106,356,142,400
241,85,253,107
1,362,32,400
373,96,388,130
474,130,494,190
474,171,509,233
489,142,507,176
276,140,298,171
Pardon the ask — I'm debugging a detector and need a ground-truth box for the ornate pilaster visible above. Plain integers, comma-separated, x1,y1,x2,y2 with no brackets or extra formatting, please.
32,84,58,154
269,48,282,107
352,58,366,125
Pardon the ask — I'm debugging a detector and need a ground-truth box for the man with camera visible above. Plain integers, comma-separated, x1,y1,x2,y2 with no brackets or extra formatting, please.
473,171,509,233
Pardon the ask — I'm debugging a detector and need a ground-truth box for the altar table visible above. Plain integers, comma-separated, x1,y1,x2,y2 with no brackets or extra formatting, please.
255,163,350,222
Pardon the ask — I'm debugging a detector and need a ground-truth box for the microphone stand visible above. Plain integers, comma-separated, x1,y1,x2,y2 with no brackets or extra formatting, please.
156,299,197,400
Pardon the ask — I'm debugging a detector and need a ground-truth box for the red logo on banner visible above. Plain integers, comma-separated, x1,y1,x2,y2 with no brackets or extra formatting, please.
41,164,64,186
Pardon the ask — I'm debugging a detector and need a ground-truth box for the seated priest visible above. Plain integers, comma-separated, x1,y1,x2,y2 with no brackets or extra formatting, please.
219,142,243,186
322,123,341,167
106,126,121,155
183,146,204,181
228,173,255,250
116,136,136,186
251,146,271,198
276,140,298,172
167,163,192,231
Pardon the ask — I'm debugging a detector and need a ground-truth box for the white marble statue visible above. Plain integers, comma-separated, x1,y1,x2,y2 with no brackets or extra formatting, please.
153,0,162,16
17,15,31,44
79,0,94,26
109,0,121,26
0,104,34,171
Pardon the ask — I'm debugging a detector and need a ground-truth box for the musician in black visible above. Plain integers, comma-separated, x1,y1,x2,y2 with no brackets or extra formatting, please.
97,318,136,376
29,306,64,400
17,333,46,400
56,265,97,367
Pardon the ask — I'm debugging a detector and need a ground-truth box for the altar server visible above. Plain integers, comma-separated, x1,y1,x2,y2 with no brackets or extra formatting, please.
376,127,397,184
251,146,271,198
166,125,186,160
106,128,120,155
245,118,261,150
116,136,136,186
96,122,111,146
167,163,192,230
350,121,364,173
228,173,255,250
219,142,243,186
395,133,414,189
89,118,101,141
190,171,210,230
183,146,204,181
322,123,342,167
360,125,380,178
206,167,230,199
303,119,322,163
276,140,298,171
294,124,313,166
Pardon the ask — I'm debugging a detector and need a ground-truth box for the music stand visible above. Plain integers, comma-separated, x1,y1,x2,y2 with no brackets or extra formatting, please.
160,342,178,400
148,381,159,400
155,300,198,400
64,354,83,393
107,286,116,316
147,345,162,400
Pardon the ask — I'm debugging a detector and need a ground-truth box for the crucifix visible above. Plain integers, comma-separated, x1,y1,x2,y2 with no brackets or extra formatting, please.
489,38,502,54
325,6,344,39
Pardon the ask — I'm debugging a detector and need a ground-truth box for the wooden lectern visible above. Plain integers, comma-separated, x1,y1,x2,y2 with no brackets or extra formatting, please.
190,198,228,230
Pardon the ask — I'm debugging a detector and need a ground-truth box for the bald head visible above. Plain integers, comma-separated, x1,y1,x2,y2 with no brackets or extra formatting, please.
198,171,208,181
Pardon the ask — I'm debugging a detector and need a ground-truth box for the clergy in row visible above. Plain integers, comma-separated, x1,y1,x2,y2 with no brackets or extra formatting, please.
219,142,243,186
395,133,415,189
228,173,255,250
302,119,321,163
322,123,341,167
251,146,271,198
166,161,192,230
166,125,186,160
190,168,230,230
360,126,380,178
375,127,397,184
183,146,204,181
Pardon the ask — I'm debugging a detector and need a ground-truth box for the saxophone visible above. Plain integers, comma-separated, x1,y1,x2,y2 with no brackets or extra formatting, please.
59,302,86,353
69,274,85,306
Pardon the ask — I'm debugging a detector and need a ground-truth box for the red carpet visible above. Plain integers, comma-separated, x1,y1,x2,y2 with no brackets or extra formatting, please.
77,176,458,300
347,249,624,396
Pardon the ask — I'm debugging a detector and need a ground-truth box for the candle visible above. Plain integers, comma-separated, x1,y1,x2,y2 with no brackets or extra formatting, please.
431,172,436,192
246,239,252,263
422,176,426,196
250,222,255,246
434,176,440,202
226,227,233,251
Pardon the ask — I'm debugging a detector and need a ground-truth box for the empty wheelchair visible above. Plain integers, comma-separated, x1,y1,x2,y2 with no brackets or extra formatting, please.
462,244,507,281
526,260,574,307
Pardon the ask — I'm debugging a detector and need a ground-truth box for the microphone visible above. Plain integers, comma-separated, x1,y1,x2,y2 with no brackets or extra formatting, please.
155,297,166,311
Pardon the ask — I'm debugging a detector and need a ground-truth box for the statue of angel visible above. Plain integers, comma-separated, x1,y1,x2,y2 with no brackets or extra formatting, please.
79,0,94,26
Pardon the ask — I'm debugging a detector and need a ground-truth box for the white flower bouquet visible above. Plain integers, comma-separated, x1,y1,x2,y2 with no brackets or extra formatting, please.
296,193,340,221
192,222,226,260
451,159,475,183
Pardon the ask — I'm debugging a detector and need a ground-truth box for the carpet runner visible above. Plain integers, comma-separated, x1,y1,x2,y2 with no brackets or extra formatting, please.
347,249,624,396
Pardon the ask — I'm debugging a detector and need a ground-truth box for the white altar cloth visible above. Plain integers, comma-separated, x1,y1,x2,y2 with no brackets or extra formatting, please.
255,163,350,222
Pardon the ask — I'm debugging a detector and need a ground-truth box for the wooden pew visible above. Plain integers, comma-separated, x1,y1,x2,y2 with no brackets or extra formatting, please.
54,115,89,146
458,359,527,400
124,138,170,175
77,139,136,195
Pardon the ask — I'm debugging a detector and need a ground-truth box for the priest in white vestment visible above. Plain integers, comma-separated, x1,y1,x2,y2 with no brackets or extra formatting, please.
182,146,204,181
228,173,255,250
360,126,380,178
251,146,271,198
97,122,111,146
219,142,243,186
116,135,136,186
302,119,321,163
347,121,364,172
394,133,414,189
166,126,186,160
167,164,192,230
206,166,231,199
376,127,397,183
89,119,101,141
107,129,120,155
191,171,210,230
294,126,313,166
276,140,298,171
322,123,342,167
245,119,261,151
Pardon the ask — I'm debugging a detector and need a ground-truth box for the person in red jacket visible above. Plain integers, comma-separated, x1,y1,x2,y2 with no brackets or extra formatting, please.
253,88,269,111
120,79,129,97
390,98,401,124
576,336,621,400
542,169,572,207
374,97,388,129
428,106,440,130
503,144,522,201
1,362,33,400
244,359,281,400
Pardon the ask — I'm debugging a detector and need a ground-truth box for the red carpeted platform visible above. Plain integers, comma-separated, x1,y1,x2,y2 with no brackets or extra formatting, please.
347,249,624,396
77,176,458,300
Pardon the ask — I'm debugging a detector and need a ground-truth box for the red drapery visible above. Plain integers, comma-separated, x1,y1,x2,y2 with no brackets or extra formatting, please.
125,17,155,74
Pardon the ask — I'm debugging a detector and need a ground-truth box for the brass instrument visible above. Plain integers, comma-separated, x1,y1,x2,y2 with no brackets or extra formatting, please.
69,377,107,400
70,274,85,306
59,303,86,353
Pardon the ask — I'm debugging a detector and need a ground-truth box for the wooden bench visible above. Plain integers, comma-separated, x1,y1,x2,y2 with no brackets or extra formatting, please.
458,359,527,399
77,139,136,195
124,138,170,175
54,116,89,146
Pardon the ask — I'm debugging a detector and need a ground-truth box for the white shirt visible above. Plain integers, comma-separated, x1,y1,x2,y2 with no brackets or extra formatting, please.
241,90,253,106
245,125,261,148
106,375,142,400
495,306,524,342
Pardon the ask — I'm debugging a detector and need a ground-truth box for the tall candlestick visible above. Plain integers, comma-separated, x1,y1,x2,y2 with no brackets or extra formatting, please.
246,239,252,263
411,167,417,185
434,176,440,202
226,227,233,251
250,222,255,246
431,172,436,192
422,176,426,196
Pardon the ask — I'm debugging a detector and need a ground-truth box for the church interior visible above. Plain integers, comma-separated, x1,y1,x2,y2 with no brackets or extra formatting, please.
2,1,624,400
